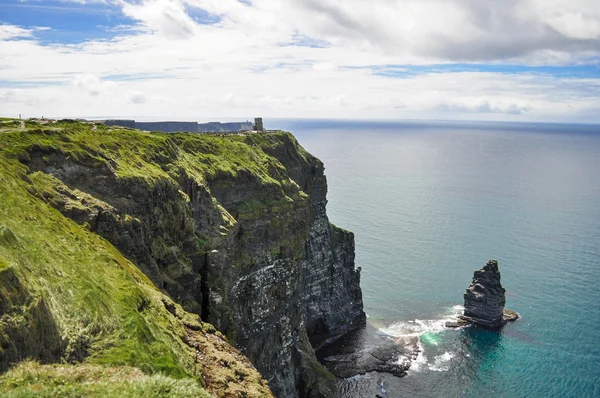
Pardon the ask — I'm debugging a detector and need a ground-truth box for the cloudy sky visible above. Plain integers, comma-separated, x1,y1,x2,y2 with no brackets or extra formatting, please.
1,0,599,122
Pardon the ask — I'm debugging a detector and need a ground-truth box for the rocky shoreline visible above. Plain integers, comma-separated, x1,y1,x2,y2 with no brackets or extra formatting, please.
446,308,519,328
320,260,520,384
318,324,420,379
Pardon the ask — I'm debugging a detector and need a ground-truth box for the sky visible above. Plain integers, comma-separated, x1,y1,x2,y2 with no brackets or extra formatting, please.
1,0,599,123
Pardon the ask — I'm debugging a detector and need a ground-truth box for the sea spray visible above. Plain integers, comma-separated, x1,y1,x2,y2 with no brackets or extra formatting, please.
378,305,465,373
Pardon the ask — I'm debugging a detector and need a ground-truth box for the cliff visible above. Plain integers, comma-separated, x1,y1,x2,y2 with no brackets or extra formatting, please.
0,119,365,397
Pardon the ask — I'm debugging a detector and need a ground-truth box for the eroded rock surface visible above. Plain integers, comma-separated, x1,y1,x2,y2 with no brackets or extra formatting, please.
455,260,519,330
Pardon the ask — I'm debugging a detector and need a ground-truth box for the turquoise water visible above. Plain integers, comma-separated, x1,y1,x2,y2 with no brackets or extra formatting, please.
277,120,600,397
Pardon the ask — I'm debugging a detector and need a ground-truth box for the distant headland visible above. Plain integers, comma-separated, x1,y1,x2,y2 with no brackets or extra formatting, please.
101,117,264,133
10,116,266,134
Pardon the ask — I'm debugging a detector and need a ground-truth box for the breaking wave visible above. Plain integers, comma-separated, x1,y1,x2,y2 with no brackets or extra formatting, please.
430,352,455,372
377,305,464,373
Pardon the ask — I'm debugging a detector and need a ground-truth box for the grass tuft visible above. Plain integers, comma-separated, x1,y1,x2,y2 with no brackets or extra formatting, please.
0,361,211,398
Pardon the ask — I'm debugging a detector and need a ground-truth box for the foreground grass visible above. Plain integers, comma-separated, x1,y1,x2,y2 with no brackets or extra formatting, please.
0,153,194,377
0,361,211,398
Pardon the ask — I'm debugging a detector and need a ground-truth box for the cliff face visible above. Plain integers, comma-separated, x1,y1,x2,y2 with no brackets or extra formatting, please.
0,121,365,397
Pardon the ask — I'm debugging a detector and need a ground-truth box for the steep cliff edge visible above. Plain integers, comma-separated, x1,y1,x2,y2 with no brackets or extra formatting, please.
0,120,365,397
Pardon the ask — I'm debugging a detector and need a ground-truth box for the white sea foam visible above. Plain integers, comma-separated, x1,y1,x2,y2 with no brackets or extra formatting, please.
380,305,463,338
377,305,464,373
408,341,428,372
343,374,365,381
429,352,455,372
394,353,412,369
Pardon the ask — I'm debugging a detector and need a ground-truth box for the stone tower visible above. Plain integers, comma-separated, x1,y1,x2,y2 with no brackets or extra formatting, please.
254,117,264,131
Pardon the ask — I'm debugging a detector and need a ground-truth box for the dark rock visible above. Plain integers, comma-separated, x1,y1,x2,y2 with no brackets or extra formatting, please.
460,260,519,330
318,324,418,379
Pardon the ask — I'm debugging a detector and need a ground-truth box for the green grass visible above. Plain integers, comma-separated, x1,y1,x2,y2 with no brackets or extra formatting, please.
0,257,8,272
0,361,211,398
0,121,21,129
0,155,192,378
0,121,280,396
0,122,303,196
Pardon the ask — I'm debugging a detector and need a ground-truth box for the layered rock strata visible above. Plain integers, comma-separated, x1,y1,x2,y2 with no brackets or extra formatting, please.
453,260,518,329
14,126,365,397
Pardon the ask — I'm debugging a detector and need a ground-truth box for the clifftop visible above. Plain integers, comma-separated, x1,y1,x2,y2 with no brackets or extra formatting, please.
0,119,365,397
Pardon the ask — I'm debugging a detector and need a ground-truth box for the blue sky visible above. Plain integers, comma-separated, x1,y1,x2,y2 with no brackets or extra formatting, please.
1,0,599,122
1,0,132,43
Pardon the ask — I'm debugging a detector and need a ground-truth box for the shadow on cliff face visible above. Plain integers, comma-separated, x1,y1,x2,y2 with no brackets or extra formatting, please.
20,148,204,314
0,265,66,372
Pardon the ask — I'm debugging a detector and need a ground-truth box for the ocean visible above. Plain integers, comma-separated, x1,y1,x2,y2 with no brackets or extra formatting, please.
275,119,600,398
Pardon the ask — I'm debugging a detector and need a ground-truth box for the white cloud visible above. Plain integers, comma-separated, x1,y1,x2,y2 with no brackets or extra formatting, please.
547,11,600,40
0,0,599,122
0,89,18,104
438,100,532,116
72,74,117,96
0,25,35,40
129,90,147,103
121,0,198,40
184,0,600,63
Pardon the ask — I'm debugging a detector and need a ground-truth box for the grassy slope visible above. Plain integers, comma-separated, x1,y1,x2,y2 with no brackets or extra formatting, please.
0,120,303,192
0,362,211,398
0,120,277,397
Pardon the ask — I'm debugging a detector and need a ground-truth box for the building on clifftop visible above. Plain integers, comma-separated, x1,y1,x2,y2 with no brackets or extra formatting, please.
253,117,264,131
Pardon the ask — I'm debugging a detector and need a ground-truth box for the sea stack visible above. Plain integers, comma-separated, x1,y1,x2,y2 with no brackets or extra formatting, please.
456,260,518,329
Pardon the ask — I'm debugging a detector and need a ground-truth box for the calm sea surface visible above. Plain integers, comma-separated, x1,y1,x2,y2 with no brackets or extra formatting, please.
275,120,600,398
